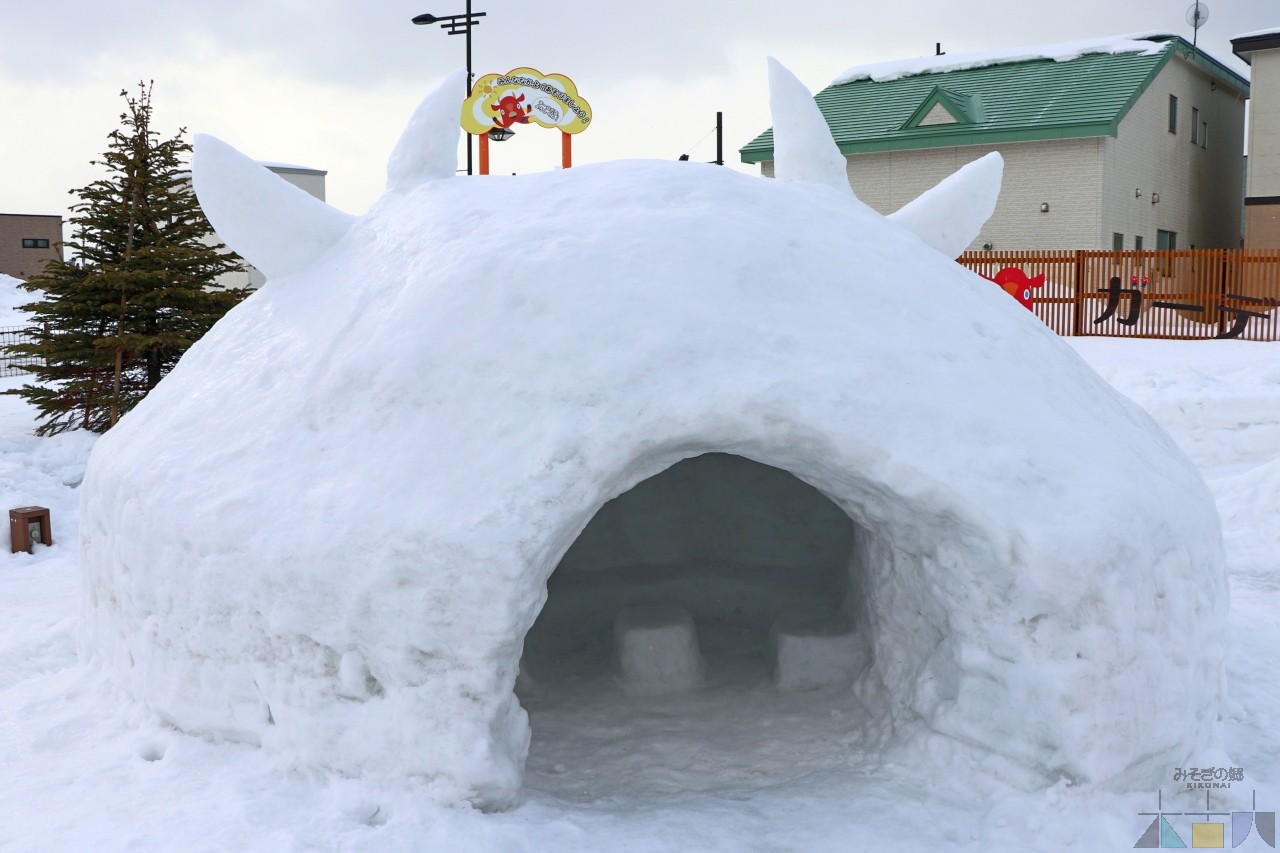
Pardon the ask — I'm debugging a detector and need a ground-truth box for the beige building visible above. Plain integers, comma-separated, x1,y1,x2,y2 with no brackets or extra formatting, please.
0,213,63,280
743,35,1249,252
1233,29,1280,248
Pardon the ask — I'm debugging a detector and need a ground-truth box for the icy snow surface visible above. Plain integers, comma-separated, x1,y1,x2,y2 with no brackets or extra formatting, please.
833,32,1172,84
72,66,1227,811
0,338,1276,850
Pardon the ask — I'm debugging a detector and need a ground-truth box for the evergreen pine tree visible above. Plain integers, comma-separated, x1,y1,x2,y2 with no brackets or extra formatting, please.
7,82,247,435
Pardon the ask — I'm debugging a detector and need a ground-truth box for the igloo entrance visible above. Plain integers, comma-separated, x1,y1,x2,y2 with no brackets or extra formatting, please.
518,453,884,798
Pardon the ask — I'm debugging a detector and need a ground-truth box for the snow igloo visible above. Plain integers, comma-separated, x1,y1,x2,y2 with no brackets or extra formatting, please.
79,62,1227,809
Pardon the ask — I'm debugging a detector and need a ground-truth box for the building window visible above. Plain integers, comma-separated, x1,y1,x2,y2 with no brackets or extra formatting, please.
1113,233,1124,251
1201,121,1209,149
20,238,50,249
1191,108,1199,143
1135,235,1144,252
1157,229,1177,251
1168,95,1178,133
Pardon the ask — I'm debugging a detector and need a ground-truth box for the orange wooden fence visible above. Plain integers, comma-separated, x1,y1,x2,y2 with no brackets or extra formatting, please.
957,249,1280,341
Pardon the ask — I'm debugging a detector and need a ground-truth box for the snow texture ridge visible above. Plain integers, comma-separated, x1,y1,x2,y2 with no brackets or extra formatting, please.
79,62,1228,810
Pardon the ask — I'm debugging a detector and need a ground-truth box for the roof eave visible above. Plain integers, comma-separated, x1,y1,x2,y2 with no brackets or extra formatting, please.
739,138,767,162
741,122,1118,163
1232,32,1280,65
837,122,1119,154
1169,39,1250,95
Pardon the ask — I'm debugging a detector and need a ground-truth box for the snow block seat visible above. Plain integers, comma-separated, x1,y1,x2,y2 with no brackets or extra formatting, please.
770,615,869,692
613,605,704,695
78,61,1228,810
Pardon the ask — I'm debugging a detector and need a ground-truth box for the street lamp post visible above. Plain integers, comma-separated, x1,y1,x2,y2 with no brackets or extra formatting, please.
479,126,514,175
413,3,487,175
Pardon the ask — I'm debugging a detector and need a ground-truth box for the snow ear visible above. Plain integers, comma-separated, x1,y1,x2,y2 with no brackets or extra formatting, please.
767,57,854,197
386,67,468,190
192,134,355,281
888,152,1004,258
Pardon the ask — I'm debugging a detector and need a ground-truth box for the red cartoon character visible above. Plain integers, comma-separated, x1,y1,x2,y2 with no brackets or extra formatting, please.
984,267,1044,311
491,93,531,129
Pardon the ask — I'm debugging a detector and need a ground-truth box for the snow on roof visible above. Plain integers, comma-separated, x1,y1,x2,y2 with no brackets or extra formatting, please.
833,32,1174,85
1232,27,1280,42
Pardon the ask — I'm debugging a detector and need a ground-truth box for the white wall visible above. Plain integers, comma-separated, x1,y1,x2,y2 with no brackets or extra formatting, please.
765,139,1104,251
1247,50,1280,198
1103,57,1247,249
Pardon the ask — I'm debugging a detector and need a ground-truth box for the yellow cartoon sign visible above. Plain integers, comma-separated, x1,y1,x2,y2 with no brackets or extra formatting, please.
461,67,592,136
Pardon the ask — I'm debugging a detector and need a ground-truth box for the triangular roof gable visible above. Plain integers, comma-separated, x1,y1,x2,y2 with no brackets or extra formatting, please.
742,36,1249,163
901,86,981,130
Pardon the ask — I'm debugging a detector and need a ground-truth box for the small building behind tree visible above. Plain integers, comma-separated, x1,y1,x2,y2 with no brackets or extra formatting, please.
0,213,63,280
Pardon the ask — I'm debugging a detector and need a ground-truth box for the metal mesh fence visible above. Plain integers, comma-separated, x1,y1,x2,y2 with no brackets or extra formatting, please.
0,326,37,377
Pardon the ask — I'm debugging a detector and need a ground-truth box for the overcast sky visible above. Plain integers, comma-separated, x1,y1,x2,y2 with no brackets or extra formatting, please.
1,1,1273,223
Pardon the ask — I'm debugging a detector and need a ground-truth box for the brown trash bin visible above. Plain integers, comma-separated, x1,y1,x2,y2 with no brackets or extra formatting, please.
10,506,52,554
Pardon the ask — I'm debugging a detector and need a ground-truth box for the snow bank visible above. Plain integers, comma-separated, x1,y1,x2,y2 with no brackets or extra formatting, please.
1068,339,1280,478
78,64,1227,809
834,32,1172,84
0,378,96,517
0,274,34,327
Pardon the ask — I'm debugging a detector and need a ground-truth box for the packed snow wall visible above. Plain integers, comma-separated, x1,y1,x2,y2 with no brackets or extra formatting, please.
77,64,1228,809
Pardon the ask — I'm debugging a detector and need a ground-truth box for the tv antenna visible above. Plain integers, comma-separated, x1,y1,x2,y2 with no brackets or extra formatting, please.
1186,2,1209,53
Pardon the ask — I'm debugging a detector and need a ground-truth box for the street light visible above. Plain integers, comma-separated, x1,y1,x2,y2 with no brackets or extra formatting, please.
412,4,487,175
478,126,515,174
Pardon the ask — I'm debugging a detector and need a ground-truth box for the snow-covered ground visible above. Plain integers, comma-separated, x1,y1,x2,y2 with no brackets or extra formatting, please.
0,336,1275,851
0,274,32,325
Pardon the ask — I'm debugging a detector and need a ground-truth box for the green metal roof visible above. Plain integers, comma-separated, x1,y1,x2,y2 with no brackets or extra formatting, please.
741,36,1250,163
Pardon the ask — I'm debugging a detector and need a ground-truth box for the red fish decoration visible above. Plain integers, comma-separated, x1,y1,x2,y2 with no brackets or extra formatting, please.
984,267,1044,311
